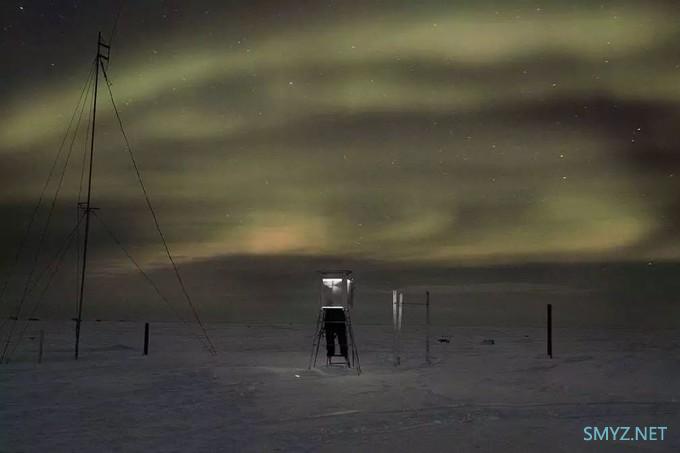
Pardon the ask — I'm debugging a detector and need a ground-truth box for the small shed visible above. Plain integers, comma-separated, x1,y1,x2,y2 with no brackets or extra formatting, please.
318,270,354,309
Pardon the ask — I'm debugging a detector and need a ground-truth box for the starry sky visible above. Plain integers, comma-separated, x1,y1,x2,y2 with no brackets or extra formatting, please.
1,1,679,325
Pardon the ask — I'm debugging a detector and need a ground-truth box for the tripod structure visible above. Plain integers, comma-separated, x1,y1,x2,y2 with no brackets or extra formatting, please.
307,270,361,375
0,31,216,364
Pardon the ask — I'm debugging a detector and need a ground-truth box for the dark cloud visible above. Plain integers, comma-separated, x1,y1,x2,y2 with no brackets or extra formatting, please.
5,252,678,327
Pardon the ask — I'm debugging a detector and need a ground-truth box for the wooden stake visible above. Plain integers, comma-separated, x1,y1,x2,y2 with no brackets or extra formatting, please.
38,330,44,364
547,304,552,358
425,291,431,365
144,322,149,355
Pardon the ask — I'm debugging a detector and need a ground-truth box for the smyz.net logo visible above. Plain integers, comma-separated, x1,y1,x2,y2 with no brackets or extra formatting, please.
584,426,668,442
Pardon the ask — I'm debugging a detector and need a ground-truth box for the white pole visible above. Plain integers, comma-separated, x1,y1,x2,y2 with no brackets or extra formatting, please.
398,292,404,331
395,291,404,365
342,276,347,307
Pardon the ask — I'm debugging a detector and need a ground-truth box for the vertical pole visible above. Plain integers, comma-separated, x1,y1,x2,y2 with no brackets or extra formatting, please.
308,308,323,369
348,276,353,309
75,32,101,360
347,309,361,375
392,290,398,366
38,329,44,364
345,311,350,364
397,292,403,366
143,322,149,355
341,276,347,307
425,291,431,365
547,303,552,358
313,309,323,367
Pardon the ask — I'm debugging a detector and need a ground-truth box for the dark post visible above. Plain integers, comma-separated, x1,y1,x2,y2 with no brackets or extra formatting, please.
392,290,398,366
144,322,149,355
38,330,44,364
75,32,102,360
547,304,552,358
425,291,431,365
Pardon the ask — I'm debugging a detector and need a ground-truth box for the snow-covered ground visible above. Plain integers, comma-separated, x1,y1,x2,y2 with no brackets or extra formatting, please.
1,321,679,452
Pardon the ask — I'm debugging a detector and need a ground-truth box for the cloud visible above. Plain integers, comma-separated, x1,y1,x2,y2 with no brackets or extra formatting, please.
1,0,679,274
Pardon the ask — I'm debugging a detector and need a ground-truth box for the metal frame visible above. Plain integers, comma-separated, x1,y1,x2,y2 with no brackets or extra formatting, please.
308,271,361,374
392,290,431,366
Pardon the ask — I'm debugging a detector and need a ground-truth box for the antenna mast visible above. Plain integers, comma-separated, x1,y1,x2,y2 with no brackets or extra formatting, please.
74,32,109,360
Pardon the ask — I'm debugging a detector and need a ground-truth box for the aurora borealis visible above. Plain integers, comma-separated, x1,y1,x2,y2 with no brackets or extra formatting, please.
1,1,679,323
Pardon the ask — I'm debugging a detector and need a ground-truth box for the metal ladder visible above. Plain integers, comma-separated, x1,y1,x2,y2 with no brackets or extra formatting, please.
308,307,361,375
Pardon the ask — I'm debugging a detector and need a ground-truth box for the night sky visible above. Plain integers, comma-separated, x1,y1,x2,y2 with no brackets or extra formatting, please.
1,1,679,325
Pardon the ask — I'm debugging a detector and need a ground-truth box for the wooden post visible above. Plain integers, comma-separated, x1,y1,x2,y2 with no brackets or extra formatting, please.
143,322,149,355
38,330,44,364
392,290,399,366
425,291,431,365
547,304,552,358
